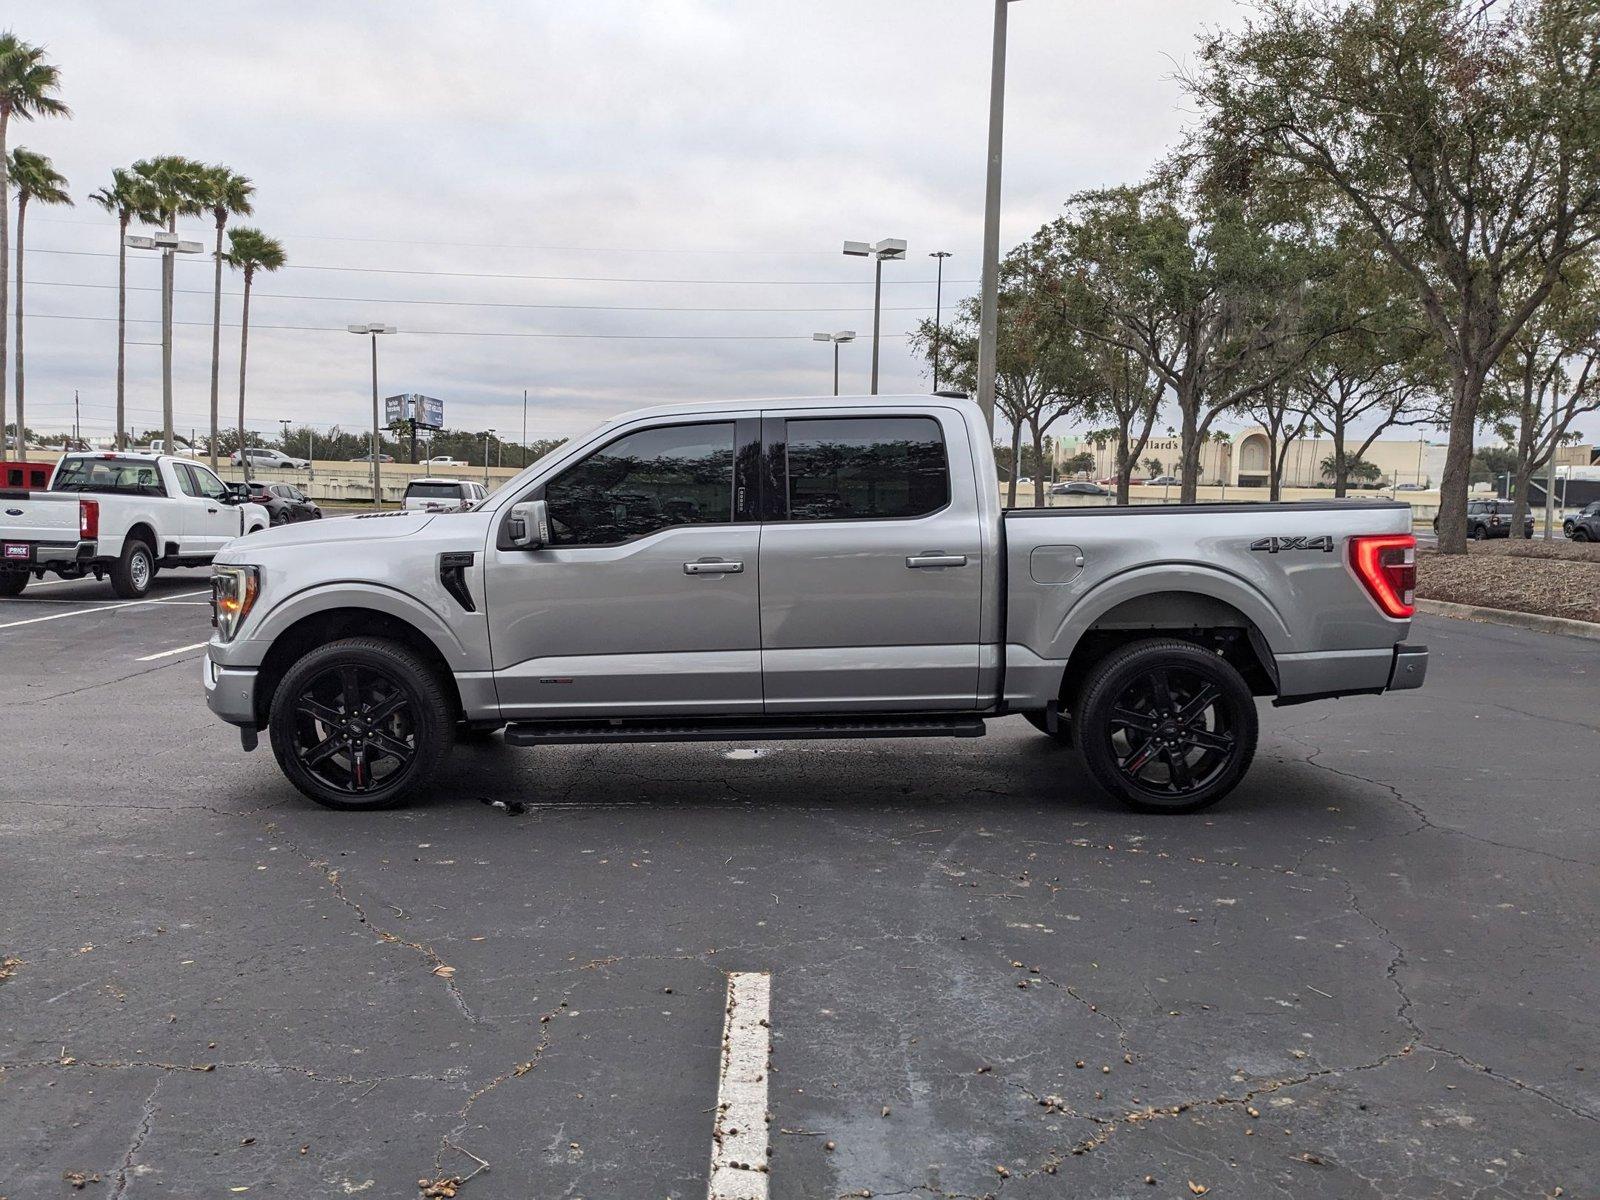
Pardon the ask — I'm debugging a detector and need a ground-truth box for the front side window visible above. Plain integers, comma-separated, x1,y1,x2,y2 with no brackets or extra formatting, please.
190,465,229,499
544,422,735,547
782,416,948,522
174,464,202,497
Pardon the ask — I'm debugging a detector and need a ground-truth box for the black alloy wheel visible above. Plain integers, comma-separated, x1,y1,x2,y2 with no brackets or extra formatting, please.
269,638,452,809
1076,639,1258,814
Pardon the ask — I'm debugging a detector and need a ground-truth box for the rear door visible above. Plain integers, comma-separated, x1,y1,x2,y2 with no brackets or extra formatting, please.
484,415,765,718
757,408,984,712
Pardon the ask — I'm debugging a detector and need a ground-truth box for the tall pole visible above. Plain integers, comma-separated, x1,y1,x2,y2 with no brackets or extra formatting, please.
930,251,951,392
976,0,1013,432
522,388,528,463
870,256,883,395
483,431,493,486
833,341,840,396
370,333,381,508
161,229,175,452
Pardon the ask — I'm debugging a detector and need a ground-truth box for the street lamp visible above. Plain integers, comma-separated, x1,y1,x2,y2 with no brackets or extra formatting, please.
929,251,952,392
484,429,495,486
843,238,906,394
977,1,1023,433
347,324,397,507
811,330,857,396
126,230,202,452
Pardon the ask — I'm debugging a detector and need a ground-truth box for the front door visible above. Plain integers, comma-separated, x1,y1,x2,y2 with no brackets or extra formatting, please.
484,417,763,719
758,409,984,712
174,462,241,555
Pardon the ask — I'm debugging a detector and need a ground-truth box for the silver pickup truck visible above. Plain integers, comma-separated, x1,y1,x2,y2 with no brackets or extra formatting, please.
203,394,1426,814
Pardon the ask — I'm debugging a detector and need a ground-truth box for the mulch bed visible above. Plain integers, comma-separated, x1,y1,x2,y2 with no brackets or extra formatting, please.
1416,538,1600,624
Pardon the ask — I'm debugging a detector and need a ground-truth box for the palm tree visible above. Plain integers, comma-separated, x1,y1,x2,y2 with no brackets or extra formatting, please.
89,167,154,450
8,146,68,455
131,155,206,451
198,165,254,470
0,32,69,461
223,227,286,483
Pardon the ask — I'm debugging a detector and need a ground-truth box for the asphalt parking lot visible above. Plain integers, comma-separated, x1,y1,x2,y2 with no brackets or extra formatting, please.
2,577,1597,1199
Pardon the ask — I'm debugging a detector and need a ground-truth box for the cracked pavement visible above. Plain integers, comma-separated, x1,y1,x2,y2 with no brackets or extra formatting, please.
1,584,1596,1198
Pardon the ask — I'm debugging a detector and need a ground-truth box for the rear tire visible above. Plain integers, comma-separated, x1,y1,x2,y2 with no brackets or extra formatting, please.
109,539,154,599
1075,638,1257,814
1574,528,1590,542
0,571,27,597
269,637,454,811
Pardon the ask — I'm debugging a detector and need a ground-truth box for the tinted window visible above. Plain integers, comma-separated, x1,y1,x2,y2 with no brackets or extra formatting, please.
189,465,229,499
545,422,734,546
406,482,466,500
52,457,166,497
174,464,202,497
782,416,948,521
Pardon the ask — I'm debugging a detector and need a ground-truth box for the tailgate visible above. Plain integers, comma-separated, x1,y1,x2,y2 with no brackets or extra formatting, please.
0,490,82,553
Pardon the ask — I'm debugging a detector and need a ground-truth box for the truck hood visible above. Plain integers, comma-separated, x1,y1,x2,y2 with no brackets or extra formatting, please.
225,510,436,554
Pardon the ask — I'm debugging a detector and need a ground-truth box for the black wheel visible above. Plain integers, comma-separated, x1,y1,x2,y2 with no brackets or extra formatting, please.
1022,711,1071,743
1574,528,1590,542
0,571,27,597
268,637,453,810
1470,524,1485,541
1076,639,1258,814
109,538,154,599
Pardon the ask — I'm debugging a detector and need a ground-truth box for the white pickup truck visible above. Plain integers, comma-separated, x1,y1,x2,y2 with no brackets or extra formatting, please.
1,452,269,598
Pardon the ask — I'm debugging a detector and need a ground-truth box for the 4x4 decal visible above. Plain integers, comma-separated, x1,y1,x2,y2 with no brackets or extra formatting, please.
1249,535,1335,553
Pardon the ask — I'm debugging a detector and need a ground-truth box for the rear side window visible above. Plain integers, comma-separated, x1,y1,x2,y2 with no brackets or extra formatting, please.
781,416,948,521
545,421,735,546
52,457,166,497
406,482,465,500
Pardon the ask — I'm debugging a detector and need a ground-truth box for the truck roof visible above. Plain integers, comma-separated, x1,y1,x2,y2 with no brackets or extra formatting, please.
609,392,979,424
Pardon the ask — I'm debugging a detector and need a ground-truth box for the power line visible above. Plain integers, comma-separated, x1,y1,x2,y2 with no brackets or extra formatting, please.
27,247,976,287
27,278,934,315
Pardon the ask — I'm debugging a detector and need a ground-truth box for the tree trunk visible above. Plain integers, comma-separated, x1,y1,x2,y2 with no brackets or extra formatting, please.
237,268,252,486
1178,399,1200,504
1330,419,1349,498
1267,434,1282,502
116,215,128,450
1508,469,1533,539
1030,419,1046,507
0,107,11,462
209,216,224,470
1435,370,1486,555
1006,423,1021,507
13,193,25,456
1116,430,1133,505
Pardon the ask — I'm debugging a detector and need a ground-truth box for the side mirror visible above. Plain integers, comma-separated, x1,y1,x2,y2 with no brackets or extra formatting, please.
507,499,550,549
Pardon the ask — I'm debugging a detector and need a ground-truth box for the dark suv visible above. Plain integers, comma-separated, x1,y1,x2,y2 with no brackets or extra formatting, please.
1564,501,1600,541
246,481,322,525
1433,499,1535,540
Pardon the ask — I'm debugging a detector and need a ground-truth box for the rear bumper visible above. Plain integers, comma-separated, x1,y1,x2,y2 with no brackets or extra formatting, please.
1,539,95,568
1272,641,1428,706
1387,642,1428,691
203,651,258,726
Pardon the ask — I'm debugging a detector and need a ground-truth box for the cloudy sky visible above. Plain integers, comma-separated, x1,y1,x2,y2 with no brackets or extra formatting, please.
15,0,1240,447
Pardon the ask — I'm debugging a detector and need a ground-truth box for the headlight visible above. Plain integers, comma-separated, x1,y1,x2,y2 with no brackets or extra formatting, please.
211,565,260,642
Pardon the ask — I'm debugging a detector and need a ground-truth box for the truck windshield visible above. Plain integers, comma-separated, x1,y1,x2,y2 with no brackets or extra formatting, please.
52,457,167,497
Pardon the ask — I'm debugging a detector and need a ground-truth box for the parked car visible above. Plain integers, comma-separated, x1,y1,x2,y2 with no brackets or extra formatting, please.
423,456,466,470
402,478,487,513
1394,482,1428,492
1,453,268,598
1148,475,1179,485
231,447,310,470
246,481,323,525
1431,499,1535,539
202,393,1426,814
350,452,395,464
145,439,202,458
1564,501,1600,541
1050,481,1109,497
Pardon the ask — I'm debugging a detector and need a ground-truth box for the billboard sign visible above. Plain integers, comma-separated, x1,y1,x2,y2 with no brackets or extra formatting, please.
384,393,445,430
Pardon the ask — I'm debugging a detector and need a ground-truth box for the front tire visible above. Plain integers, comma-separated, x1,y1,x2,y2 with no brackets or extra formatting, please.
1574,528,1590,542
110,539,154,599
1075,639,1258,814
268,637,453,810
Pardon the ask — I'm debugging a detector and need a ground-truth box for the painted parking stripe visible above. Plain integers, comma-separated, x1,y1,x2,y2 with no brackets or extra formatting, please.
0,589,210,631
708,971,771,1200
136,641,212,662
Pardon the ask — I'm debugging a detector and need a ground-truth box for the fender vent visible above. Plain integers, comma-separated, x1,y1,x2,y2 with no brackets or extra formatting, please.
438,551,476,612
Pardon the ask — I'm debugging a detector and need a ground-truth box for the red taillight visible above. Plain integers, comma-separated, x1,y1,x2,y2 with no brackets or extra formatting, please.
1349,534,1415,619
79,498,99,541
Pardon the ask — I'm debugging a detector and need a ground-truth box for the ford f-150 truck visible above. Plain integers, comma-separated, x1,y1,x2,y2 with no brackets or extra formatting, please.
202,394,1426,814
1,453,269,598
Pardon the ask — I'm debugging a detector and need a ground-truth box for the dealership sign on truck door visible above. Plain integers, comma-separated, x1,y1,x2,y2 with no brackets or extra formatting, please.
384,394,445,430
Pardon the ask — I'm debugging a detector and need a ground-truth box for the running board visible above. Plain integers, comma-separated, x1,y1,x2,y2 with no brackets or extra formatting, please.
503,713,987,747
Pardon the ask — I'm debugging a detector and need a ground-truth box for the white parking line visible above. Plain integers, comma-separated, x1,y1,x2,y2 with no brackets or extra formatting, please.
136,641,212,662
0,590,210,631
708,971,771,1200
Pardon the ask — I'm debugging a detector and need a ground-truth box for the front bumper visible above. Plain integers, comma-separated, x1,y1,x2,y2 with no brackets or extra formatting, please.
1387,642,1428,691
203,650,258,726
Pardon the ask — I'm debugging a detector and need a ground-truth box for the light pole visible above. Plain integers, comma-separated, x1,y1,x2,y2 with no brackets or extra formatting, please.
929,251,952,391
976,1,1022,433
125,231,203,452
811,330,857,396
843,238,906,394
522,388,528,465
347,324,396,507
279,418,291,456
484,429,495,486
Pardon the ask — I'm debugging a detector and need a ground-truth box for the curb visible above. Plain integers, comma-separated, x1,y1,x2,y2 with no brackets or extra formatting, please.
1416,598,1600,642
